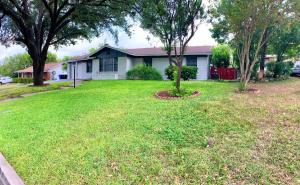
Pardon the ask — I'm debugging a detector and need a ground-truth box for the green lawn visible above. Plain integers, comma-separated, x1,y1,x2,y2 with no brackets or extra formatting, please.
0,80,299,184
0,82,72,101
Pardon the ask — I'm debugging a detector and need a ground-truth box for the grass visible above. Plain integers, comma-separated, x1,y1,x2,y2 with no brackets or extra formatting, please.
0,79,299,184
0,82,72,101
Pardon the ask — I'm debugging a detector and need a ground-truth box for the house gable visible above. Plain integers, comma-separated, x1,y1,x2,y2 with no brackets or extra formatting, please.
89,45,131,59
91,47,127,59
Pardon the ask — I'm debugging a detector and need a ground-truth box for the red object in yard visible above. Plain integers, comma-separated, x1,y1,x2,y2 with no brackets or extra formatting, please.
210,67,237,80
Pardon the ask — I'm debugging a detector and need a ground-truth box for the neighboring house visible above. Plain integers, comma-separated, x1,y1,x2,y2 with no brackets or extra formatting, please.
264,55,277,63
67,45,213,80
16,62,67,81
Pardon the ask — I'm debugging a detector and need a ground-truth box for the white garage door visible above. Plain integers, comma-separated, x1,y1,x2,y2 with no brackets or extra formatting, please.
197,57,209,80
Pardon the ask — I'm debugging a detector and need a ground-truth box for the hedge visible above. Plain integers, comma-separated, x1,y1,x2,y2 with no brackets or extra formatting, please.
165,65,198,81
13,78,33,84
266,61,293,80
126,65,162,80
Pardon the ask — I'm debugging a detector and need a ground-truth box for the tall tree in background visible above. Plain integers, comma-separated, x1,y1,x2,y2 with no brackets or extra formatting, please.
270,22,300,62
0,53,32,77
210,4,267,80
137,0,205,91
212,0,295,90
210,0,299,82
0,0,133,85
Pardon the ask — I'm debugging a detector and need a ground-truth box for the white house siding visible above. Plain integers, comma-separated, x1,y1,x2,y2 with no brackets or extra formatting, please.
92,59,120,80
152,58,170,80
126,57,133,72
196,57,209,80
92,57,129,80
68,55,210,81
132,58,144,66
117,57,127,79
131,56,209,80
148,56,209,80
48,63,67,80
92,59,100,79
68,62,92,80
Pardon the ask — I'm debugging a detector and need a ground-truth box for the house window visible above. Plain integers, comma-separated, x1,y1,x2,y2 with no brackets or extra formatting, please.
143,57,152,66
186,56,197,66
86,61,92,73
99,58,118,72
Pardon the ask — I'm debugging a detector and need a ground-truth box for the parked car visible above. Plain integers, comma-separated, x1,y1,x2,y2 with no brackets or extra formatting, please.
0,77,13,85
292,61,300,76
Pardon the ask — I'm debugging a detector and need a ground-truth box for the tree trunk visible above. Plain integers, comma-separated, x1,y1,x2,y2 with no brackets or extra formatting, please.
33,61,45,86
239,60,252,91
167,51,173,66
239,74,248,91
277,53,283,63
176,60,182,91
258,30,269,80
29,48,47,86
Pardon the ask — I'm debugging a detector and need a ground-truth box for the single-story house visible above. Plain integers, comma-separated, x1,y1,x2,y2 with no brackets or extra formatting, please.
16,62,67,81
67,45,213,80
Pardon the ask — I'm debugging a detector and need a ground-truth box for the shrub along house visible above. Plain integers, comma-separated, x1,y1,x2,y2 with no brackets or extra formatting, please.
67,45,212,80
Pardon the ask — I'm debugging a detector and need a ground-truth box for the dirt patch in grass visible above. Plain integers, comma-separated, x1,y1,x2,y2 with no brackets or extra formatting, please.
251,78,300,94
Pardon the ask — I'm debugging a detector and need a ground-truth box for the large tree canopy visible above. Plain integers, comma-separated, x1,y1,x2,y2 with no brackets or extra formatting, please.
0,0,134,85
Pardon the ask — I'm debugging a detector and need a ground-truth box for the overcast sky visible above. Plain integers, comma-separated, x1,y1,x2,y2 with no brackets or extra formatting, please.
0,23,216,64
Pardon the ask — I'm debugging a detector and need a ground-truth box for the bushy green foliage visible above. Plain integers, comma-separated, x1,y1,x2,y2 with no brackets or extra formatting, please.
13,78,33,84
169,88,193,97
251,63,260,81
266,61,293,80
126,65,162,80
167,66,198,97
270,22,300,62
165,65,198,81
182,66,198,80
212,44,231,67
165,65,177,80
0,53,32,77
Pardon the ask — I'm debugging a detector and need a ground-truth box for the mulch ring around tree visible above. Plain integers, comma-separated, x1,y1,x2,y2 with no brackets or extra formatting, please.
155,90,200,100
